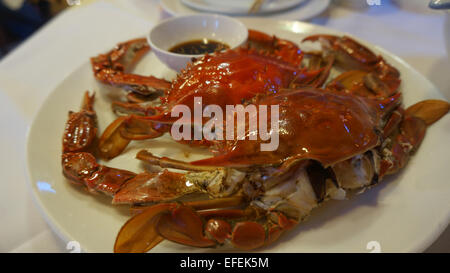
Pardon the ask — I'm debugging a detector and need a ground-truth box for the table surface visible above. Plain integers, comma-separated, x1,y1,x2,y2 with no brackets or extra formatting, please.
0,0,448,253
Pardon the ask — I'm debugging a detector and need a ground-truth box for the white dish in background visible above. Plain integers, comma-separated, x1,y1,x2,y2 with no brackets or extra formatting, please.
161,0,331,21
26,18,450,253
429,0,450,9
148,14,248,72
181,0,307,15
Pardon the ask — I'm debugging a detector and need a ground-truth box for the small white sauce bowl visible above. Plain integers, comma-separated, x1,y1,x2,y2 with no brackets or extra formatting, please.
147,14,248,72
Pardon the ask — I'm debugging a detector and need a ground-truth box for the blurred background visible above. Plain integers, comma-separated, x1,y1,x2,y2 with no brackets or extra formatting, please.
0,0,68,58
1,1,448,59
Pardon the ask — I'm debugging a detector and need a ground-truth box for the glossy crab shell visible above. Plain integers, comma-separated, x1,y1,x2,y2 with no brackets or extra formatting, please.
193,88,384,167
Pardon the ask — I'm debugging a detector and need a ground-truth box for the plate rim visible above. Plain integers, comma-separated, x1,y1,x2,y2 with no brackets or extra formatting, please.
180,0,308,15
25,18,450,253
161,0,331,21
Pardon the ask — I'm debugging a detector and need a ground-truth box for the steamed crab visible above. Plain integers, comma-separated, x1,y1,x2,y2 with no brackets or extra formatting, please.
91,30,332,159
61,30,449,252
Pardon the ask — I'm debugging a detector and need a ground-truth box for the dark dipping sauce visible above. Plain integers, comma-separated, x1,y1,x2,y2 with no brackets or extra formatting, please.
169,39,230,55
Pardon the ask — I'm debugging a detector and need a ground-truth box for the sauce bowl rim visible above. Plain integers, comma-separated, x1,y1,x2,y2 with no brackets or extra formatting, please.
147,14,249,59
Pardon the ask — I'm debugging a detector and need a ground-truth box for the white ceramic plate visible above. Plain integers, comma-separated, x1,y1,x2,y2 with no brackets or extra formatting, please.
161,0,331,21
26,18,450,253
181,0,307,15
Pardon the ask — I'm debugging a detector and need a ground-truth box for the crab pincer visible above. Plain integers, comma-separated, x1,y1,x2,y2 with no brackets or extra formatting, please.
379,99,449,177
62,92,97,153
61,91,137,195
91,38,171,96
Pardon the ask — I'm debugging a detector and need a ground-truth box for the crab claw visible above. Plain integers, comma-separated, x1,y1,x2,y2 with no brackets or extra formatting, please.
112,101,159,116
327,70,370,96
63,91,97,153
91,38,171,95
379,99,449,177
380,115,427,177
327,69,400,99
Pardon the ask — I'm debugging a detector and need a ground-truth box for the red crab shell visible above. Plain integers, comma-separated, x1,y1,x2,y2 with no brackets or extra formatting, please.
150,47,305,122
193,88,388,168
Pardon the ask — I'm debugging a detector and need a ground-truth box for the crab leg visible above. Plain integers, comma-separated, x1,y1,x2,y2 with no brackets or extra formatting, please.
112,101,159,116
62,152,136,196
112,170,195,204
112,164,246,204
114,159,338,253
61,95,238,204
382,107,404,139
62,150,230,204
98,116,167,159
303,34,379,71
114,197,296,253
290,52,336,89
327,69,399,99
304,34,401,98
247,29,304,66
136,150,219,172
307,54,335,88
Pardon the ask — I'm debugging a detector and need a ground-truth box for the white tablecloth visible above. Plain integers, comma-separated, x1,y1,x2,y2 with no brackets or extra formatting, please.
1,0,448,253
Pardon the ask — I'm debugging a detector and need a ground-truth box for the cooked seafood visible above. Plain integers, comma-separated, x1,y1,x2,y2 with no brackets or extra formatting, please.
95,30,326,159
61,30,449,252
